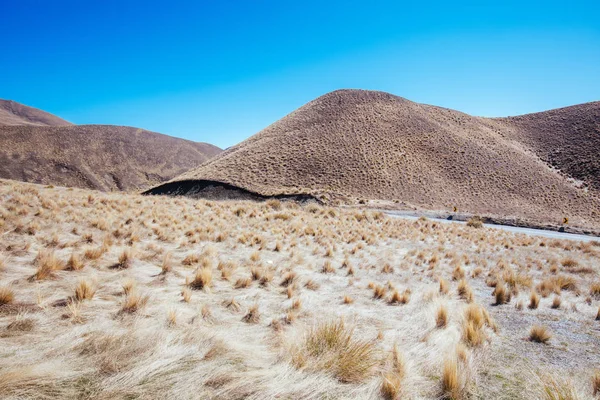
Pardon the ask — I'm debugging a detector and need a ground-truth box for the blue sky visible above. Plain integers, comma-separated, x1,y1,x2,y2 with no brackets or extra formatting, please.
1,1,599,149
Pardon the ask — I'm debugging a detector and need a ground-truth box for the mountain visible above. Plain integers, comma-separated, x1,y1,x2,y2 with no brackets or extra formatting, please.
0,100,221,191
147,89,600,229
0,99,72,126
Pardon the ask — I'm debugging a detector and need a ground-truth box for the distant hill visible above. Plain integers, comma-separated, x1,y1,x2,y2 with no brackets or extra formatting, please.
0,99,72,126
0,100,221,191
148,89,600,229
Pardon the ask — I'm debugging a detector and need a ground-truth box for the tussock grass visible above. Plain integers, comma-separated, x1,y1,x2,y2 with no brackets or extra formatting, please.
121,290,149,314
243,303,260,323
457,279,473,303
381,344,405,400
322,260,335,273
493,282,511,305
439,278,449,295
529,325,551,344
0,286,14,305
291,319,379,383
234,277,251,289
66,252,84,271
441,355,466,400
74,279,95,301
189,268,212,290
436,305,448,328
343,295,354,304
540,374,580,400
33,249,64,280
466,217,483,228
551,296,561,309
590,282,600,298
529,291,540,309
593,370,600,396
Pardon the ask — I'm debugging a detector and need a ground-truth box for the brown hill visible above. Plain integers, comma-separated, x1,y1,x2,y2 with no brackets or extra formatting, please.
0,124,221,191
147,89,600,229
0,99,72,126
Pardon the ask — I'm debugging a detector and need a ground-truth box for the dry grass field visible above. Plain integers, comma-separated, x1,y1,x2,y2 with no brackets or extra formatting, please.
1,179,600,399
157,90,600,231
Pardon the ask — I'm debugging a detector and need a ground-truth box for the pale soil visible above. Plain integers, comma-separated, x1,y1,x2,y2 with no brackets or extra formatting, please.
1,179,599,399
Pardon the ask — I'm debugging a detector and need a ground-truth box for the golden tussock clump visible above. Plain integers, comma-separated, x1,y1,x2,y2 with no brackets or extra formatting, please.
235,277,252,289
493,282,511,305
529,291,540,309
304,279,320,291
189,267,212,290
551,296,561,309
243,303,260,323
457,279,473,303
112,249,133,269
593,370,600,397
0,286,15,305
33,249,65,280
224,297,241,312
343,295,354,304
436,305,448,328
291,319,379,383
380,344,405,400
439,278,449,295
462,304,496,347
280,271,297,287
529,325,551,344
121,290,149,314
441,355,466,400
321,260,335,274
66,252,84,271
74,279,95,301
373,285,387,300
540,374,579,400
466,216,483,228
388,290,410,305
181,287,192,303
590,282,600,298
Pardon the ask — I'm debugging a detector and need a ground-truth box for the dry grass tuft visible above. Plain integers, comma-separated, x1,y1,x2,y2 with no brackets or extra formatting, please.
322,260,335,274
457,279,474,303
74,279,95,301
436,305,448,328
388,290,410,305
381,344,405,400
33,249,65,280
181,287,192,303
121,290,149,314
189,268,212,290
373,285,387,299
116,249,133,269
243,303,260,323
441,355,465,400
551,296,561,309
235,277,252,289
343,295,354,304
281,271,297,287
224,297,241,312
529,325,551,344
66,252,84,271
0,286,15,305
590,282,600,298
439,278,450,295
292,319,379,383
540,374,580,400
593,370,600,397
304,279,320,291
493,282,511,305
529,291,540,309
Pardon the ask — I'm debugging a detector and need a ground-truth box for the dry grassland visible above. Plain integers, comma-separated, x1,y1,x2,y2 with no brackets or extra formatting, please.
1,179,599,399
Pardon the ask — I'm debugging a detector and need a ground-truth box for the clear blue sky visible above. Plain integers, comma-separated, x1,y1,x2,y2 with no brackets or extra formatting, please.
1,1,599,148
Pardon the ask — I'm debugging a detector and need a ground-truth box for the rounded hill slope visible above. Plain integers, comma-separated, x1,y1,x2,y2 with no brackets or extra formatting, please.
0,124,221,191
0,99,72,126
150,90,600,229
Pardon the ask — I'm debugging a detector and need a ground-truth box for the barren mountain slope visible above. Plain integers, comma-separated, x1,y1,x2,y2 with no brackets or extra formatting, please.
0,124,221,191
494,102,600,192
150,90,600,229
0,99,72,126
